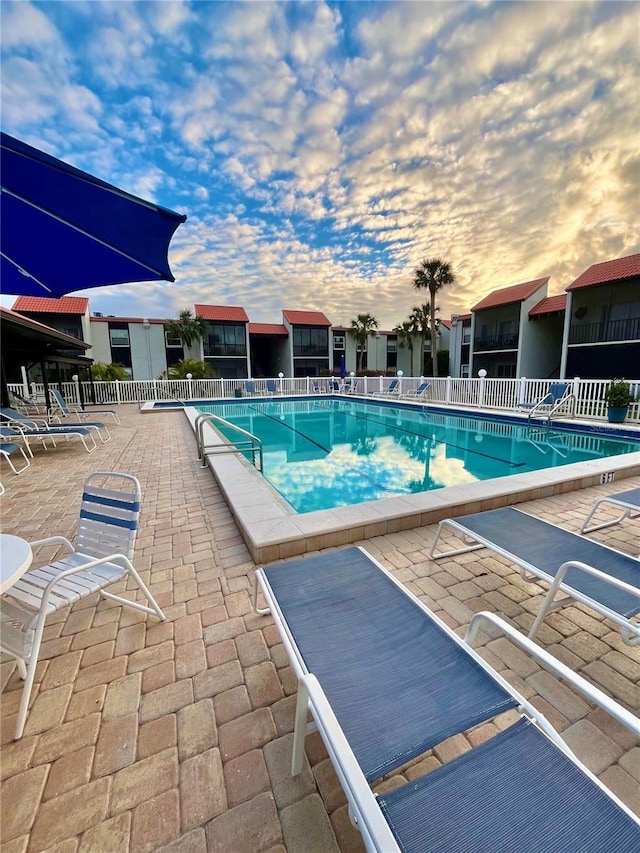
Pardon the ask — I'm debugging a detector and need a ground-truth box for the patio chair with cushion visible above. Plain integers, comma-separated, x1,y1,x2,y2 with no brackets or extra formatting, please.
48,387,120,425
429,506,640,646
0,472,165,739
580,487,640,535
2,405,110,444
253,546,640,851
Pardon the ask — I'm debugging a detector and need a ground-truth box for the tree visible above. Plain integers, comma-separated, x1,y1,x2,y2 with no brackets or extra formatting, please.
408,304,431,375
412,258,456,377
164,309,208,355
83,362,129,381
350,313,378,373
393,321,416,375
168,358,217,380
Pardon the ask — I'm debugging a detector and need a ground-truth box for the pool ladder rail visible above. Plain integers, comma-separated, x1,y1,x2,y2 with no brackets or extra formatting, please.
195,413,264,472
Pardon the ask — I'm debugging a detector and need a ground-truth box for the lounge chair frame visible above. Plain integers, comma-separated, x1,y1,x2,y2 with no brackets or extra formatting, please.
518,382,575,423
254,547,639,851
430,507,640,646
49,388,120,425
581,487,640,534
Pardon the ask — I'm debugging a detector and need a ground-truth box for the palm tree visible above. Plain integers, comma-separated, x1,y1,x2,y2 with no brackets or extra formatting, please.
412,258,456,377
408,304,431,375
164,309,208,357
350,313,378,373
393,320,416,375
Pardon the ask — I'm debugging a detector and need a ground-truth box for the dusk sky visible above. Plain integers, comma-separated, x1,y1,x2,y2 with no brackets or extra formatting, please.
1,0,639,329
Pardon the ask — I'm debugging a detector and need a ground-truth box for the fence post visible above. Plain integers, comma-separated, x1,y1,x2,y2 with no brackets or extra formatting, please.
572,376,580,416
478,369,487,408
115,380,121,404
446,376,451,404
518,376,527,407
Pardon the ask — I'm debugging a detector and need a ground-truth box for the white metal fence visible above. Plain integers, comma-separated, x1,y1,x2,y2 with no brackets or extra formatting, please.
8,375,640,424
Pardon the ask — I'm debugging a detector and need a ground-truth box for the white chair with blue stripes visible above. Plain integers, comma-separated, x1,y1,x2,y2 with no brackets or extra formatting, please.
0,471,165,739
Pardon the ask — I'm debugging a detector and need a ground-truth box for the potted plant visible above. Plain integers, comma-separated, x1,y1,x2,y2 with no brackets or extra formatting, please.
604,379,636,423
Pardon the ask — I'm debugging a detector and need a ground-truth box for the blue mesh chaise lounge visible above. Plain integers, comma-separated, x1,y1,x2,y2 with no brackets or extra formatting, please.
254,546,640,851
580,486,640,535
430,506,640,646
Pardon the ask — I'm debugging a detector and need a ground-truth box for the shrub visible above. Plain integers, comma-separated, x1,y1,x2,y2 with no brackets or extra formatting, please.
604,379,636,407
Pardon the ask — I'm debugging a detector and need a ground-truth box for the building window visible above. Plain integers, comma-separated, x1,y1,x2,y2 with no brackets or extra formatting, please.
386,337,397,353
333,334,345,350
461,364,470,377
204,324,247,356
293,327,328,357
463,328,471,344
109,327,130,347
165,331,182,347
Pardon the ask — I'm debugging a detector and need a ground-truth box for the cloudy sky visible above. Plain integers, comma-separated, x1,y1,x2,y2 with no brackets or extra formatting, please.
1,0,639,329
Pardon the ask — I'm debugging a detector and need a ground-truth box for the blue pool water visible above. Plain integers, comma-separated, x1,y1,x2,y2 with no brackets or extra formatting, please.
193,398,639,513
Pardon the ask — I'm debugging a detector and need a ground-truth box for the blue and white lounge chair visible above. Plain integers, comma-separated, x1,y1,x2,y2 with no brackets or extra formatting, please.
581,487,640,535
244,380,257,396
0,439,31,475
0,472,165,739
430,506,640,645
1,406,108,445
254,547,640,851
518,382,574,422
371,378,399,397
0,409,98,454
329,380,341,393
400,381,430,400
265,379,277,395
49,388,120,425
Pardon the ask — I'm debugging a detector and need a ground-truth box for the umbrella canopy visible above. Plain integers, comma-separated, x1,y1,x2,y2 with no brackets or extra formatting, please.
339,354,346,379
0,132,187,297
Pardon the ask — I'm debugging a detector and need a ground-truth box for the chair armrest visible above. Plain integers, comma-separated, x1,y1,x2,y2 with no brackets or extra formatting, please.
28,535,74,553
465,612,640,737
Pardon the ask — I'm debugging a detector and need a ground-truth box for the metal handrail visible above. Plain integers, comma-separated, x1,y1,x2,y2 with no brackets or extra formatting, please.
195,413,263,471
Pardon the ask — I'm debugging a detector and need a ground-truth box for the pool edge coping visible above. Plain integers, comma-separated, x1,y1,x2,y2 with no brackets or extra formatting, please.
171,403,640,564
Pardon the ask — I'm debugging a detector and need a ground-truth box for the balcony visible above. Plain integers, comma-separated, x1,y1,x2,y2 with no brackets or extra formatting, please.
204,344,247,357
473,333,519,352
569,316,640,345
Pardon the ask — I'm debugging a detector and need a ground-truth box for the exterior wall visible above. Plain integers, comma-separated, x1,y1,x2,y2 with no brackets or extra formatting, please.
516,285,549,376
130,323,169,380
88,322,112,364
521,314,564,378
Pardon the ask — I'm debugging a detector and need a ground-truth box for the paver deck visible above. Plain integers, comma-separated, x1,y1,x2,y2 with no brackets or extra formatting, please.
1,405,638,852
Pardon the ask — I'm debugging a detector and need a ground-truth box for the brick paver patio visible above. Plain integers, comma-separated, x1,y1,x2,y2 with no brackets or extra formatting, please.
1,405,638,851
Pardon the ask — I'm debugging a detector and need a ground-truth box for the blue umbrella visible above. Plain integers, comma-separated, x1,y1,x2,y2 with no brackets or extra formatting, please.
0,132,186,297
339,354,346,379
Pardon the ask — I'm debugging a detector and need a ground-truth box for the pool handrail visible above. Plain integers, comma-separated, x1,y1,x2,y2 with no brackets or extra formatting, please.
195,412,263,472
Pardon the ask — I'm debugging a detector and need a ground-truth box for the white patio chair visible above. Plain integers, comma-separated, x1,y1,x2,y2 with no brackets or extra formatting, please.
0,471,165,739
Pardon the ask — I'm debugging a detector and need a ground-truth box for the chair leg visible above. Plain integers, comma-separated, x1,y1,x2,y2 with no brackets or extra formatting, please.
13,611,48,740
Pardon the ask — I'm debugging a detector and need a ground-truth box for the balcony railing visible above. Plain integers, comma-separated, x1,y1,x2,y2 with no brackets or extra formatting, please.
569,316,640,345
293,347,329,357
203,344,247,357
473,334,518,352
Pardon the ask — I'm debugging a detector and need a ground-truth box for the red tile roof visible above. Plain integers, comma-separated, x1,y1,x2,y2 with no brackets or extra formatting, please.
248,323,288,335
194,305,249,322
529,294,567,317
12,296,89,314
566,253,640,291
439,319,452,330
471,277,549,312
282,310,331,326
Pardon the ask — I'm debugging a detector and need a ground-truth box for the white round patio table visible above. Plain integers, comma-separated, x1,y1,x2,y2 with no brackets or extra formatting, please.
0,534,33,594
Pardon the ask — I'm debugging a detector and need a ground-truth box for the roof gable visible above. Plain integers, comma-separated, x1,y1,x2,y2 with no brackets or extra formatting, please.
12,296,89,315
471,277,549,312
194,304,249,322
566,253,640,291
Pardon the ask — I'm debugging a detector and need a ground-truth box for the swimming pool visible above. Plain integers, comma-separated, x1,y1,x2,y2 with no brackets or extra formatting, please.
194,398,639,513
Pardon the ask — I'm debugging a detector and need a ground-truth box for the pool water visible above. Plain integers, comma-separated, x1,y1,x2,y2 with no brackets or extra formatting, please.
196,399,639,513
